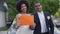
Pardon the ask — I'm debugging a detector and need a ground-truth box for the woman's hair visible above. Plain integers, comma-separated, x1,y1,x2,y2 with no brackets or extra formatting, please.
16,0,29,12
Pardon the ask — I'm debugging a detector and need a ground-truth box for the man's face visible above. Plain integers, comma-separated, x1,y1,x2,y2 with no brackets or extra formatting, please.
34,3,42,12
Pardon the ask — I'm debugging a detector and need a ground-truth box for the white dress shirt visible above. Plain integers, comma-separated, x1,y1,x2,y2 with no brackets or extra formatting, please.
37,11,48,33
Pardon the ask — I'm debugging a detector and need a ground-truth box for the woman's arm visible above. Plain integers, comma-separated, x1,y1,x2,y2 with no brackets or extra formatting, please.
16,14,21,29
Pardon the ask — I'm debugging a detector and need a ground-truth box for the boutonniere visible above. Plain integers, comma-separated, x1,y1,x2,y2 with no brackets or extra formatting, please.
47,16,50,20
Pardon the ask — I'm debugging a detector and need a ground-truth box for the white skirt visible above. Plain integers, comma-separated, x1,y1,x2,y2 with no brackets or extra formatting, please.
16,25,33,34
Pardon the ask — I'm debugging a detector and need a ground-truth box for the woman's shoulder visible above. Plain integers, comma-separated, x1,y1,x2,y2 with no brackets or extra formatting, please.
16,13,21,18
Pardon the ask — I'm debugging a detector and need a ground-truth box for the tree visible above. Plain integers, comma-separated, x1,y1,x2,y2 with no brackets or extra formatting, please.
28,0,59,15
6,0,59,20
6,0,18,20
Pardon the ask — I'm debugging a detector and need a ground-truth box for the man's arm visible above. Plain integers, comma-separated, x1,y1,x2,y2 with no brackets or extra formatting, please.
48,13,54,34
29,23,36,30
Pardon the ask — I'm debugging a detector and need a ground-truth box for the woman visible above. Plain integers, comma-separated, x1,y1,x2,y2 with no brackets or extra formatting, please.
16,0,35,34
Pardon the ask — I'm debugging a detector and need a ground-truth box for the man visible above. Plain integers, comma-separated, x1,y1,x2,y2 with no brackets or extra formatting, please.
33,2,54,34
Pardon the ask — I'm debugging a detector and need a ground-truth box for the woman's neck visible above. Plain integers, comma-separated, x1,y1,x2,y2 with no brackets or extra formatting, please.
21,12,26,14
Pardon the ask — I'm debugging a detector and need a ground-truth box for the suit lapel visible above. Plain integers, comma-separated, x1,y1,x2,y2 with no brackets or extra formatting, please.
36,12,40,23
43,12,47,22
35,12,41,30
43,12,48,28
35,12,41,25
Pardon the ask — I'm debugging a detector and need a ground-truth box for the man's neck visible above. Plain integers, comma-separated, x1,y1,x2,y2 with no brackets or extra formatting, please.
38,11,43,13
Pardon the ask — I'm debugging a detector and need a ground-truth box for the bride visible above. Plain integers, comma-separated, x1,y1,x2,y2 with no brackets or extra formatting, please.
16,0,35,34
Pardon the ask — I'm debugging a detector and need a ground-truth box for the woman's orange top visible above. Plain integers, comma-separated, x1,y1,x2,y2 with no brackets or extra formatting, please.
20,15,34,26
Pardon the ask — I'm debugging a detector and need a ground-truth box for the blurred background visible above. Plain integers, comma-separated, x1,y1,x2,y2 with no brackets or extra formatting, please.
0,0,60,34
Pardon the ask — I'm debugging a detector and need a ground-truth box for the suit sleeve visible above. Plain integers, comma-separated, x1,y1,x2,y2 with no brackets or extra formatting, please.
48,13,54,34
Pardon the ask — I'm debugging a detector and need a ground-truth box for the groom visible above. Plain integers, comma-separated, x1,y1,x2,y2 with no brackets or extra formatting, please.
30,2,54,34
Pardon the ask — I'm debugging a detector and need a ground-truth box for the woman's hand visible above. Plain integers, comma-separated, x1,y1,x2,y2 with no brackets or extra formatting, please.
16,25,20,30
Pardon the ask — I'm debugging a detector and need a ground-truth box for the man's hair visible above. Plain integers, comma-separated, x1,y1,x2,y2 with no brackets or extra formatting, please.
34,1,42,5
16,0,29,12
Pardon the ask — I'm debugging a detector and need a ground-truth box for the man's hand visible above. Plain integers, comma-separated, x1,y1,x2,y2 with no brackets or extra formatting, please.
29,23,36,30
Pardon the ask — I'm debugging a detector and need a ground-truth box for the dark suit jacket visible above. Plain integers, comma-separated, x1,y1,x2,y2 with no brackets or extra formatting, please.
34,12,54,34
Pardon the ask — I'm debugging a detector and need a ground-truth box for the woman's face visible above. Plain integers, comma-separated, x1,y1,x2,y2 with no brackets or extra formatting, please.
21,4,27,13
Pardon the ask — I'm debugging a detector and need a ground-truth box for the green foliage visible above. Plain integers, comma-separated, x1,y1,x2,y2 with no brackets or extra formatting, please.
28,0,59,15
46,0,59,15
6,0,59,20
6,0,18,20
54,8,60,18
0,26,9,31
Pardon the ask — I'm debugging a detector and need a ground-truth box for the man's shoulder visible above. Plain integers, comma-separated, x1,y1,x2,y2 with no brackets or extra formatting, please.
34,12,37,14
33,12,37,16
43,11,50,15
34,11,49,14
43,11,49,13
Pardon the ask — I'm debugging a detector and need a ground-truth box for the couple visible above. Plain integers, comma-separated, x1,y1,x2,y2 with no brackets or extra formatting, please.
16,0,54,34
